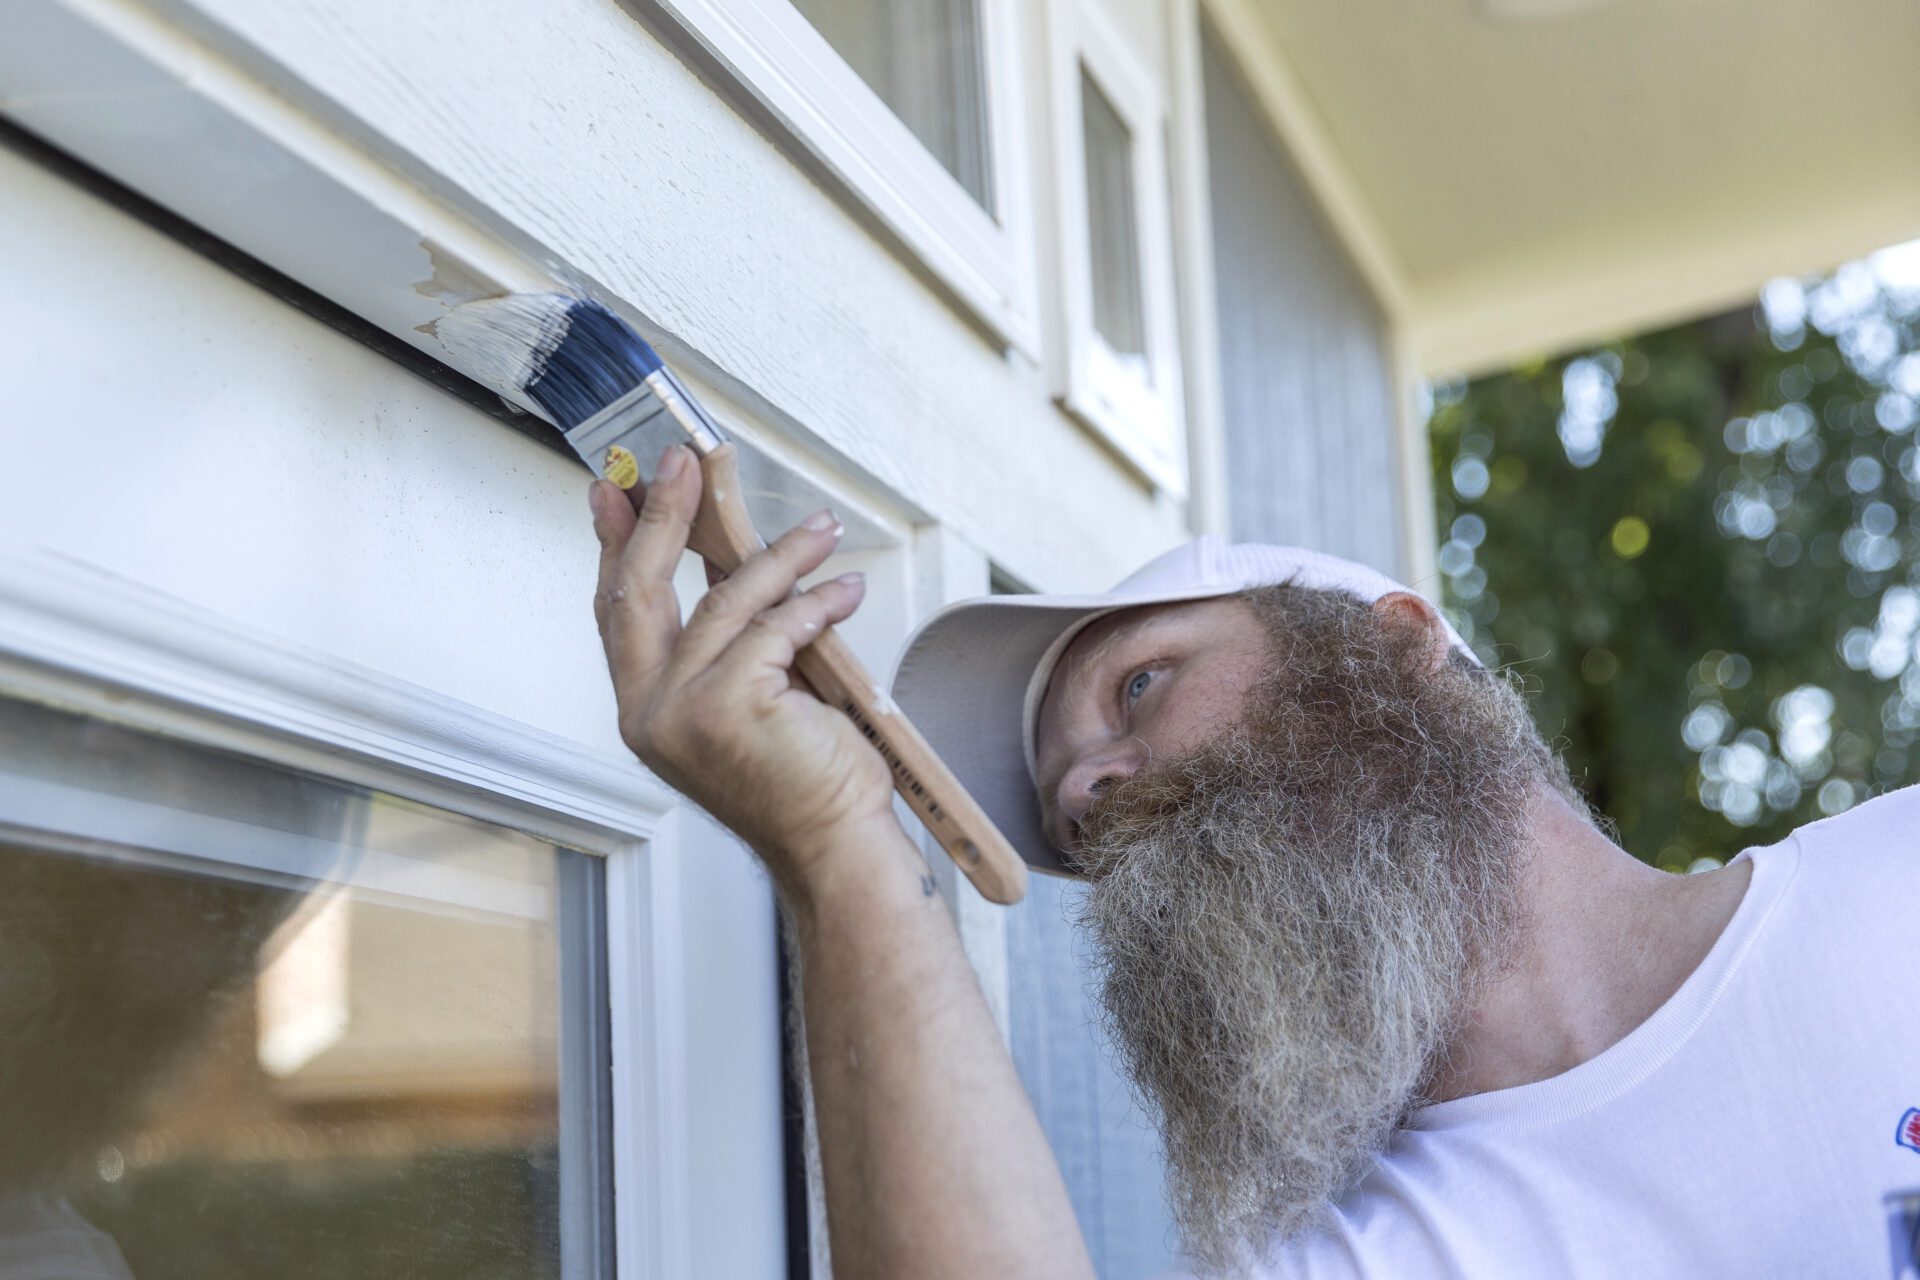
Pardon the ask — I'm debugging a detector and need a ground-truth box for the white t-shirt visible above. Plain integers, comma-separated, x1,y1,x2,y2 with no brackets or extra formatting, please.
1168,787,1920,1279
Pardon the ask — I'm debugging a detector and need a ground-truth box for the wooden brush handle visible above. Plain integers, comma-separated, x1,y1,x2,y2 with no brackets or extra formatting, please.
685,444,1029,905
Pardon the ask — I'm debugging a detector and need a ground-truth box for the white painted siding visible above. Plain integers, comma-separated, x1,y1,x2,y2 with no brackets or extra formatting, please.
152,0,1195,594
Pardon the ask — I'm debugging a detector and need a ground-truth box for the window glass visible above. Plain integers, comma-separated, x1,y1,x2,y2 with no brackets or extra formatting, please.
791,0,995,211
0,695,612,1280
1080,67,1147,364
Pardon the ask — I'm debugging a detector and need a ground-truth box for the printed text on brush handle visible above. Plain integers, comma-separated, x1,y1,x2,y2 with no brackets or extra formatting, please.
677,442,1024,901
838,698,981,864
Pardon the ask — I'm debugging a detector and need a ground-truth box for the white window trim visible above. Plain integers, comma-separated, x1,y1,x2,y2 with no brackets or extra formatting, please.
1165,0,1230,537
1046,0,1188,497
650,0,1041,355
0,545,691,1280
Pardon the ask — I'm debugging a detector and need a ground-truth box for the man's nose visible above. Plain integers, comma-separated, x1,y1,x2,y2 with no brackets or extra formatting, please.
1057,739,1147,827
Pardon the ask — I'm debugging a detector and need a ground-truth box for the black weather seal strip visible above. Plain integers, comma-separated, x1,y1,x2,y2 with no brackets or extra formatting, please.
0,113,577,465
777,924,813,1280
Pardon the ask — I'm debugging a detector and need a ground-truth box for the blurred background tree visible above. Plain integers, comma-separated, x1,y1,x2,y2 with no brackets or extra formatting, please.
1429,242,1920,872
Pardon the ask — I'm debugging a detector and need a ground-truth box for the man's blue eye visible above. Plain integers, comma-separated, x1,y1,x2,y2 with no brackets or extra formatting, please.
1126,670,1154,702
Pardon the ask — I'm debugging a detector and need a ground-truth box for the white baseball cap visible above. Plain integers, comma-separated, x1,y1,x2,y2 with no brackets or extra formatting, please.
889,536,1473,878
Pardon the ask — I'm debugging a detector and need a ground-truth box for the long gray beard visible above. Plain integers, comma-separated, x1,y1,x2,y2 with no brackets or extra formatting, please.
1073,588,1550,1274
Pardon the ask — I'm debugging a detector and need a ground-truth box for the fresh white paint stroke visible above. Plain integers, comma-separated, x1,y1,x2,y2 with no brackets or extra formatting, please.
3,0,1191,591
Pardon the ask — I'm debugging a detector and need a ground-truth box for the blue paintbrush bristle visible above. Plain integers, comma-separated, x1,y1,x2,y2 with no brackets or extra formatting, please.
525,299,665,430
436,293,665,431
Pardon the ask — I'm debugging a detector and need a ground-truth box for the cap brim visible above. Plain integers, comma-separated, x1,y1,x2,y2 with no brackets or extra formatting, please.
889,583,1237,877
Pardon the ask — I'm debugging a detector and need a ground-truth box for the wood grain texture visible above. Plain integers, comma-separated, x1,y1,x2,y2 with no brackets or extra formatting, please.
161,0,1194,595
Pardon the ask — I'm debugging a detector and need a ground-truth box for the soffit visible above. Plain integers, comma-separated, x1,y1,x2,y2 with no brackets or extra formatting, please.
1242,0,1920,369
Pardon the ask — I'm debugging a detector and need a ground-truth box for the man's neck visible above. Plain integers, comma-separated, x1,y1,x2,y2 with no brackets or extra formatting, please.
1422,789,1754,1103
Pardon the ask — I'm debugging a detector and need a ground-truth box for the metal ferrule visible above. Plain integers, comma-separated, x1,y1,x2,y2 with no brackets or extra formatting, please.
563,367,729,483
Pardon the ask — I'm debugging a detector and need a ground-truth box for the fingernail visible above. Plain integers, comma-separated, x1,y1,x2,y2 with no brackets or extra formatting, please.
657,445,686,480
802,508,838,532
835,571,865,588
587,481,607,520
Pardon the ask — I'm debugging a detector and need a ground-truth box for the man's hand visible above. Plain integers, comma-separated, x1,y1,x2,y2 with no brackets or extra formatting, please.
588,444,900,891
587,445,1095,1280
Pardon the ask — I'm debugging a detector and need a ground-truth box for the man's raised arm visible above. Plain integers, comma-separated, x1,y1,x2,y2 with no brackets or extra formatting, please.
586,445,1095,1280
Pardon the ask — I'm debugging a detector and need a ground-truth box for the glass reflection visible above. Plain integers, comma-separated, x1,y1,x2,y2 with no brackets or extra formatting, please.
792,0,995,210
0,697,603,1280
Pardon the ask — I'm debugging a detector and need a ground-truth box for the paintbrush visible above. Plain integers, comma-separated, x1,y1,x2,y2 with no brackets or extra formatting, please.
438,294,1028,905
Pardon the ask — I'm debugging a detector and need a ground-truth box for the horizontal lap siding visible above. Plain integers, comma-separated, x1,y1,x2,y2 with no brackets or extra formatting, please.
168,0,1191,595
1007,874,1177,1276
1202,18,1405,576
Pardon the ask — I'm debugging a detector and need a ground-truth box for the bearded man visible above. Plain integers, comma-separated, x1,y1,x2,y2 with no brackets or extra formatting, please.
587,449,1919,1279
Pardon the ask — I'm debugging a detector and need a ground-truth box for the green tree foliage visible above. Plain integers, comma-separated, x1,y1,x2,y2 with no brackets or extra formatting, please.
1429,243,1920,871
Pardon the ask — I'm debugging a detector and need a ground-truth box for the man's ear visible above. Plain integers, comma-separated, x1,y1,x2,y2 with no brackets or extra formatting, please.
1372,591,1450,676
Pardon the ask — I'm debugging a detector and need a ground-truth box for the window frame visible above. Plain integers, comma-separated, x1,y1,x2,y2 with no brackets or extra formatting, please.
649,0,1042,354
1045,0,1188,496
0,709,618,1277
0,545,691,1279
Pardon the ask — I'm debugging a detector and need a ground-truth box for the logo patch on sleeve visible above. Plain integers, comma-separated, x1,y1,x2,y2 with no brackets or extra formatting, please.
1900,1108,1920,1154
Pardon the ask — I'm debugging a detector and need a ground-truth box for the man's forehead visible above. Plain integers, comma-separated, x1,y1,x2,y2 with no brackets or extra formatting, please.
1057,603,1189,678
1061,605,1166,667
1044,598,1247,706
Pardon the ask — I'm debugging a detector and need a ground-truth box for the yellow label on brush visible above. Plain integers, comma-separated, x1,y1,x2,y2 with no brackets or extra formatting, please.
603,445,640,489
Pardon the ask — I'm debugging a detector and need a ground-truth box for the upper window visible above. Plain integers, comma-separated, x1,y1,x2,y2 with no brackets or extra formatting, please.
790,0,994,209
0,693,613,1279
1047,0,1186,495
657,0,1038,350
1081,70,1146,363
